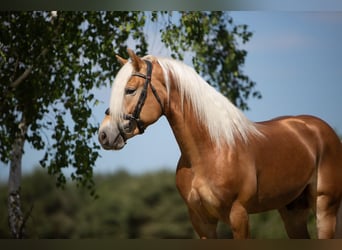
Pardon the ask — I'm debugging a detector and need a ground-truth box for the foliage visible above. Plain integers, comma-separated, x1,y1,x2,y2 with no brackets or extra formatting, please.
0,11,148,192
0,169,316,238
159,11,261,110
0,11,260,191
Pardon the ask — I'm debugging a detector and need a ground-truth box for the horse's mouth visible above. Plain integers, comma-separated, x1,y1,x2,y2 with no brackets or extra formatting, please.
100,132,126,151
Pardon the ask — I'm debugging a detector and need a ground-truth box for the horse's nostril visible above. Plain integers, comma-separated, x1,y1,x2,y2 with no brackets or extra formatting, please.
100,131,107,142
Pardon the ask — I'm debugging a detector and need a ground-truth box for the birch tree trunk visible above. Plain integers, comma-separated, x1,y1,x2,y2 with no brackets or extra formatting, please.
8,115,27,238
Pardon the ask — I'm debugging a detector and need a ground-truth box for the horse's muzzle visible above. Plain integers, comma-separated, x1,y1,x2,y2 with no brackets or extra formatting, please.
98,119,126,150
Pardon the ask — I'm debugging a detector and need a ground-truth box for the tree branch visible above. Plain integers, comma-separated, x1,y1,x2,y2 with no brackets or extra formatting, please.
10,66,33,89
9,11,57,90
10,48,48,89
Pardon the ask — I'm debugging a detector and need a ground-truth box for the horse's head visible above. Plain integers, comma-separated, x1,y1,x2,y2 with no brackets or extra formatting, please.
98,49,166,150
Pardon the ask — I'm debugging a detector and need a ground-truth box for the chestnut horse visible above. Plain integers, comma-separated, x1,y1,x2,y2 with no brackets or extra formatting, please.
98,49,342,239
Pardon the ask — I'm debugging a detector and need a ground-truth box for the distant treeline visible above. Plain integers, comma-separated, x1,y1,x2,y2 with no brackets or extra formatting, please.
0,169,316,238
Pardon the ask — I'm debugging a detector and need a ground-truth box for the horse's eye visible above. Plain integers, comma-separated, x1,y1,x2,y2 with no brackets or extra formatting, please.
125,88,137,95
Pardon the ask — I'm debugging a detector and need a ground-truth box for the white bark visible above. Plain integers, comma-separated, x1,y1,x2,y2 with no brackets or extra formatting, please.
8,116,27,238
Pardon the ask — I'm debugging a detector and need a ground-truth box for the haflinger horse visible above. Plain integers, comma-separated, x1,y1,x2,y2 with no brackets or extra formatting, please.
98,48,342,239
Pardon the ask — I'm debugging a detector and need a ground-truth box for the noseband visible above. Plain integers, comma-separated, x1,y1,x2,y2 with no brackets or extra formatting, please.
105,60,164,140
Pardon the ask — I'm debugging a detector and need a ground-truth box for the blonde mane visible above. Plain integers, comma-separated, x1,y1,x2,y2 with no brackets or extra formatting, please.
109,55,262,146
156,57,262,146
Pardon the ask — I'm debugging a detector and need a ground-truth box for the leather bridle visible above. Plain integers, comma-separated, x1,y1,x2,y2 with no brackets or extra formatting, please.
105,60,164,140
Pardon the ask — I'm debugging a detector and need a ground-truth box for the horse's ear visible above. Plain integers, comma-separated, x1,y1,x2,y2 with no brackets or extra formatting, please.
127,48,143,71
116,55,128,66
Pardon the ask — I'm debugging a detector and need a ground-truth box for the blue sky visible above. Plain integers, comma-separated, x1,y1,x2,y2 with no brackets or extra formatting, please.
1,11,342,181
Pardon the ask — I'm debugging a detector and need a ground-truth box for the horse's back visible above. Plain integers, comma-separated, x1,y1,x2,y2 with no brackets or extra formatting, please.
258,114,341,148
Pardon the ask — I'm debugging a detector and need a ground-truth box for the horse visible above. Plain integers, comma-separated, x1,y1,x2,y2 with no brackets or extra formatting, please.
98,48,342,239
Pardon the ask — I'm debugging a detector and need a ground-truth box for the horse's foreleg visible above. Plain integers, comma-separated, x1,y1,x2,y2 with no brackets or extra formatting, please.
229,201,250,239
188,208,218,239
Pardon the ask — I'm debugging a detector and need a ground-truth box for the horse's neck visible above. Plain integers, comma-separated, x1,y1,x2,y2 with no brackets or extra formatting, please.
164,87,215,165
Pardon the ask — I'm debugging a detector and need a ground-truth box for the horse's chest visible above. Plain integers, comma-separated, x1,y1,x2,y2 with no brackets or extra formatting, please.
176,160,240,221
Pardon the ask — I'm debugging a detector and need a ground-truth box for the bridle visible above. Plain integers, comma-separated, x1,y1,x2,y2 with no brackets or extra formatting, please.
105,60,164,140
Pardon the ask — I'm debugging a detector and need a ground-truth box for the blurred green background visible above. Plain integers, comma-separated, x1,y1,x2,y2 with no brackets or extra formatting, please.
0,168,316,238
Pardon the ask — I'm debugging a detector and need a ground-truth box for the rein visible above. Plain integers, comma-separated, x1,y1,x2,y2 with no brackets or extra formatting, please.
105,60,164,139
